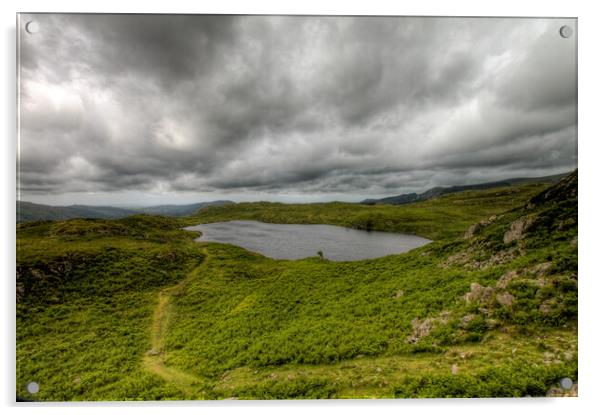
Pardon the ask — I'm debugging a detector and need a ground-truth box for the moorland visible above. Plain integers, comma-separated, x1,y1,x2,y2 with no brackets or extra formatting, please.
16,172,577,400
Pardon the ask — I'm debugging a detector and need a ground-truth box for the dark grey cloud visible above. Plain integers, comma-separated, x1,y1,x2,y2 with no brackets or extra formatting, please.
18,14,577,204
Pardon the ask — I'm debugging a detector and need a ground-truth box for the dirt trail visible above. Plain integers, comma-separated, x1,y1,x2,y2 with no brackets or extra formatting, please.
142,248,211,399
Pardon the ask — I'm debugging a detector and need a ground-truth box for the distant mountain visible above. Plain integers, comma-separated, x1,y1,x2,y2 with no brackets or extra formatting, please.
361,172,569,205
134,201,235,217
16,200,235,223
16,201,136,223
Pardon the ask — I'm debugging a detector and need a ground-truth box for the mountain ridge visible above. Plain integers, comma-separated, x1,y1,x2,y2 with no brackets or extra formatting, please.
361,172,569,205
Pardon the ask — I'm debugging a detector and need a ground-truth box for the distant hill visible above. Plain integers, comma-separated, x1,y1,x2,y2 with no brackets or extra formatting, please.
16,200,235,223
361,172,569,205
16,201,136,223
134,201,235,217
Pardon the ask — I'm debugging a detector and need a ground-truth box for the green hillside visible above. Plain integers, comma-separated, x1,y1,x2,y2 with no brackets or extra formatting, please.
16,174,577,400
183,181,553,240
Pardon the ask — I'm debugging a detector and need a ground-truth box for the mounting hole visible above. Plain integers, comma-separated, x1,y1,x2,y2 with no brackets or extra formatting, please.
560,377,573,390
26,381,39,394
559,25,573,39
25,21,39,35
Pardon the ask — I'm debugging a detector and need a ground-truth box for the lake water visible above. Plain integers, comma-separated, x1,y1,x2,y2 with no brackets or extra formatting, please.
184,220,431,261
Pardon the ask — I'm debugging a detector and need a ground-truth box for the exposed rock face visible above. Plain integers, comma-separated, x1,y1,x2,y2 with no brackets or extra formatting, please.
496,291,514,307
503,216,534,245
406,317,435,344
496,270,518,289
530,170,577,207
530,262,552,277
464,222,485,239
459,313,476,328
464,282,495,305
464,216,497,239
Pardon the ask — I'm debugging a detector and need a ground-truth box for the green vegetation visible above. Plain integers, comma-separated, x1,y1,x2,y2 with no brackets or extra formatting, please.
182,182,550,240
16,175,577,400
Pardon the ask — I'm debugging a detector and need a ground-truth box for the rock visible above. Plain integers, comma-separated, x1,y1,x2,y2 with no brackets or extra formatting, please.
145,349,160,356
496,291,514,306
464,222,484,239
530,262,552,277
451,364,459,375
468,248,518,270
503,216,534,245
496,270,518,289
460,314,476,328
406,317,435,344
464,283,495,305
394,289,404,298
464,216,497,239
441,251,471,268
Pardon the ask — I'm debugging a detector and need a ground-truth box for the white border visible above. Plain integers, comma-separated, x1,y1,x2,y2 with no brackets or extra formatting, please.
3,1,601,414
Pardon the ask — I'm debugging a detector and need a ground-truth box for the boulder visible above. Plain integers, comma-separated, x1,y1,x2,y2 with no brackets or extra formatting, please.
496,270,518,289
406,317,435,344
496,291,514,307
503,216,534,244
464,282,495,305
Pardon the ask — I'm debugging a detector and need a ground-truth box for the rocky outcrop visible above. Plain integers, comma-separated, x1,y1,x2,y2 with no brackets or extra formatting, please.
529,170,577,207
406,317,436,344
496,270,518,289
496,292,514,306
464,281,514,309
464,216,498,239
503,216,534,244
406,311,450,344
464,283,495,305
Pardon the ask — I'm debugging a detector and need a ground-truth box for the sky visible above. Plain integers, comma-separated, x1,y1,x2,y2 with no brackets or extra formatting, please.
18,14,577,206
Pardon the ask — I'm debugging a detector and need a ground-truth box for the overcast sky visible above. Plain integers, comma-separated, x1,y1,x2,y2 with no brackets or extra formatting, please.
18,14,577,206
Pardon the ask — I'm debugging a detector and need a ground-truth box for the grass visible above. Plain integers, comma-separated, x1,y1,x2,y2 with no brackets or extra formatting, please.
16,175,577,400
181,182,550,240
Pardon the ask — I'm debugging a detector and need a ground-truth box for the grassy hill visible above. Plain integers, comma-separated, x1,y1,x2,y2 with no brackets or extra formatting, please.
16,173,577,400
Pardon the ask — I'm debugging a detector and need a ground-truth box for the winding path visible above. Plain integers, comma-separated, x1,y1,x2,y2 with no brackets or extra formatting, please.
142,248,210,399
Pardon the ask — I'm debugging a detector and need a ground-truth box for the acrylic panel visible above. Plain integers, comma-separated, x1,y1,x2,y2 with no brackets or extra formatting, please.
16,14,577,401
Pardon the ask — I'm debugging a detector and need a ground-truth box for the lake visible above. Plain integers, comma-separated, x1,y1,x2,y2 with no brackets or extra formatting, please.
184,220,431,261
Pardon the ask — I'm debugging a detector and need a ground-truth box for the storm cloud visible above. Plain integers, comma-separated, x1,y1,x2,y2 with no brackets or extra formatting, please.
18,14,577,204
